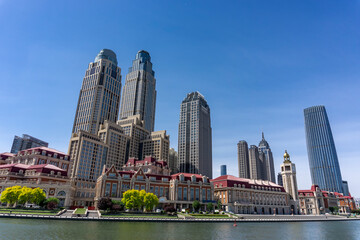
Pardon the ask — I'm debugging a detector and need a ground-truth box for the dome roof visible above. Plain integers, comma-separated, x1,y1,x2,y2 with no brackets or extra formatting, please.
94,49,118,65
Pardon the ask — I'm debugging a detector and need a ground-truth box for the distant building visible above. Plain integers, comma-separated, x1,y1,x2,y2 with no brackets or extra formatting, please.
10,134,48,154
237,140,250,179
277,173,283,186
168,148,178,174
342,180,350,196
119,50,157,132
220,165,227,176
304,106,344,193
211,175,291,214
178,92,212,178
258,133,275,183
248,145,262,180
0,153,15,165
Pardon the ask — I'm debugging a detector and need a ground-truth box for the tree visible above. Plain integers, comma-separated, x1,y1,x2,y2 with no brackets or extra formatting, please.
139,190,147,211
111,200,124,212
46,197,60,210
143,192,159,212
98,197,113,211
164,205,176,213
193,200,201,212
329,207,335,214
0,186,22,206
18,187,33,205
217,200,222,210
207,202,214,212
30,188,46,205
122,189,142,211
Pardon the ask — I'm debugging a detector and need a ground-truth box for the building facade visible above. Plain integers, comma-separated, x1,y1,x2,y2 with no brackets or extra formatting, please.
304,105,344,193
211,175,291,214
119,50,157,132
342,181,350,196
220,165,227,176
258,133,275,183
237,140,250,179
72,49,122,135
178,92,212,178
168,148,178,174
298,185,356,215
10,134,48,154
248,145,262,180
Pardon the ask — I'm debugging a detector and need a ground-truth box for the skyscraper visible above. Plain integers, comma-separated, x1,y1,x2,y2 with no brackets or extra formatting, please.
220,165,227,176
178,92,212,178
248,145,262,180
258,132,276,183
119,50,157,132
237,140,250,178
10,134,48,154
304,105,343,193
72,49,122,135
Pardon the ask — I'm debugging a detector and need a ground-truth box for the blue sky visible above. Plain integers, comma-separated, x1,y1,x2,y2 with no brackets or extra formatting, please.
0,0,359,196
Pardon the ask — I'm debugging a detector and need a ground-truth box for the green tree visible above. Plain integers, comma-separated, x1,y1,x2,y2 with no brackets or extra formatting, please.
18,187,33,204
121,189,142,211
143,192,159,212
45,197,60,210
193,200,201,212
139,190,147,211
30,188,46,205
98,197,113,211
0,186,22,206
329,207,335,214
207,202,214,212
217,200,222,210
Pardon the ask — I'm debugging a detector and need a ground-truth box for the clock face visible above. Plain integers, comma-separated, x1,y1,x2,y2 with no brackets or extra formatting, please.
170,183,174,188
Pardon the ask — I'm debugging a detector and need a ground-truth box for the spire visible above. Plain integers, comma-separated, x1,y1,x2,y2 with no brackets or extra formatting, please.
283,150,291,163
262,132,265,140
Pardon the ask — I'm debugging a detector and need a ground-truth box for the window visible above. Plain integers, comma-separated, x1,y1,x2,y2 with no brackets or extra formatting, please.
178,187,182,200
190,188,194,201
111,183,117,197
195,188,199,200
105,183,111,197
155,186,159,196
160,187,163,196
183,187,187,201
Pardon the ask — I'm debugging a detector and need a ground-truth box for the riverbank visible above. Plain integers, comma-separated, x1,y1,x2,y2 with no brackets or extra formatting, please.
0,212,358,223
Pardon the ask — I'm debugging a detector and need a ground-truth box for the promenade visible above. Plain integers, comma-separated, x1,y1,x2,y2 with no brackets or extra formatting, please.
0,211,358,223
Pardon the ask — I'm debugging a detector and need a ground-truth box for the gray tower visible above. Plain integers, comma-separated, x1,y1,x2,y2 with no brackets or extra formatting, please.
178,92,212,178
220,165,227,176
258,132,276,183
72,49,122,135
119,50,156,132
248,145,262,180
237,140,250,179
304,105,343,193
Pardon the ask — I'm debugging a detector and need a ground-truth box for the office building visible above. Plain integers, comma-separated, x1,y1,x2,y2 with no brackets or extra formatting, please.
304,106,343,193
258,133,275,183
277,173,283,186
237,140,250,178
220,165,227,176
119,50,157,132
178,92,212,178
342,180,350,196
10,134,48,154
168,148,178,174
248,145,262,180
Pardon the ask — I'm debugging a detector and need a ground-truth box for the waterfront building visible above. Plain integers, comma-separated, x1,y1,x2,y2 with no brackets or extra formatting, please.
248,145,262,180
220,165,227,176
298,185,356,215
0,147,73,207
280,150,299,214
277,173,283,186
71,49,122,135
168,148,178,174
237,140,250,179
178,92,212,178
355,198,360,209
0,153,15,165
211,175,291,214
258,133,275,183
95,156,213,211
10,134,48,154
119,50,156,132
342,181,350,196
304,105,344,193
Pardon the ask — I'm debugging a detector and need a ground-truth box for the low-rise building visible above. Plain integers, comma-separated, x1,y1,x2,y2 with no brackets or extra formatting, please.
298,185,356,215
0,153,15,165
211,175,291,214
95,156,213,210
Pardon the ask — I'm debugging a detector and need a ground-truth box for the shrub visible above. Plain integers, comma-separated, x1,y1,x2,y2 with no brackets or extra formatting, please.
164,205,176,213
98,198,113,211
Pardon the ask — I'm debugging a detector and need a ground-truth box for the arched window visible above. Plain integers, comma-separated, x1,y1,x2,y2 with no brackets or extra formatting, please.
57,191,66,197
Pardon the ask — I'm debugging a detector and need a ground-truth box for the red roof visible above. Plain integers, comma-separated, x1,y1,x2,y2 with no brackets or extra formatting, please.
211,175,284,191
0,163,67,176
18,147,68,157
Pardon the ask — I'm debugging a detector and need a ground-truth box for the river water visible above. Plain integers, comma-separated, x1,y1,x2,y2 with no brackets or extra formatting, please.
0,218,359,240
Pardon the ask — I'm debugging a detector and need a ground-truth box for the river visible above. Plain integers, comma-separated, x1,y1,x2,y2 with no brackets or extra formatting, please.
0,218,359,240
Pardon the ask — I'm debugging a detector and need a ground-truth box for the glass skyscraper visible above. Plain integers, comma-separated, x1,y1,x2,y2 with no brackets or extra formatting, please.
258,132,276,183
304,105,344,193
119,50,156,132
178,92,212,178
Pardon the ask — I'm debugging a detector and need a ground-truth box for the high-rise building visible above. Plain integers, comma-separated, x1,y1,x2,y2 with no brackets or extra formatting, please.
141,130,170,161
342,180,350,196
248,145,262,180
119,50,157,132
168,148,178,174
220,165,227,176
304,105,344,193
10,134,48,154
72,49,122,135
277,172,283,186
258,132,275,183
178,92,212,178
237,140,250,178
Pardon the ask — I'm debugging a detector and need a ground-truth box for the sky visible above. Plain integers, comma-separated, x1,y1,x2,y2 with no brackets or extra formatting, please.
0,1,359,196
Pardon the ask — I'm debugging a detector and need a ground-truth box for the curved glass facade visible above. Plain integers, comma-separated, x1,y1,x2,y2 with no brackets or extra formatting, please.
304,105,343,193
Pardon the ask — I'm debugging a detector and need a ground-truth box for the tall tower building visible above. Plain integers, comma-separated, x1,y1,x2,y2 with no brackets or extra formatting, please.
72,49,122,135
168,148,178,174
119,50,156,132
280,150,298,201
178,92,212,178
10,134,48,154
304,105,343,193
237,140,250,179
258,132,276,183
248,145,262,180
220,165,227,176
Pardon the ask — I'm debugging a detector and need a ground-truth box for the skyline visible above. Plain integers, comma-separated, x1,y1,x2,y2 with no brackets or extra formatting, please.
0,1,359,197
